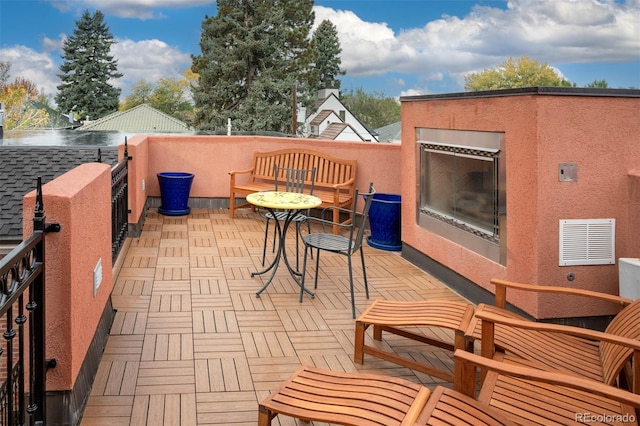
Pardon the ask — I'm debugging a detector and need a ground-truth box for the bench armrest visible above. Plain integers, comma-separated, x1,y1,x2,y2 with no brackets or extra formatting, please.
329,176,356,190
228,166,254,177
453,349,640,407
490,278,632,309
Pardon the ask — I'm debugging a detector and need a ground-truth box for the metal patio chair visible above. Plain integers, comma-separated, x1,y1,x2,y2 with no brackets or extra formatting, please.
299,182,375,318
261,164,316,270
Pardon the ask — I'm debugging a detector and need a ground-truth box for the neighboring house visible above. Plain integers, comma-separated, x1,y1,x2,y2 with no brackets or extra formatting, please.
301,88,379,142
79,104,192,133
0,146,118,255
374,121,401,143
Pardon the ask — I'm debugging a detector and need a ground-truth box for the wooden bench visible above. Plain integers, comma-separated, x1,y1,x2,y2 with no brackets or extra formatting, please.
228,149,357,230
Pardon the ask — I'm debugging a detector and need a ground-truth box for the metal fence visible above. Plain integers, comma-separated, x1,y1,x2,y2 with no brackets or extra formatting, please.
110,139,130,265
0,178,56,425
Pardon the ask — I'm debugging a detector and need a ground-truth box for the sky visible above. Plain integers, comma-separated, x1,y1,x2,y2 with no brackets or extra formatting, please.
0,0,639,104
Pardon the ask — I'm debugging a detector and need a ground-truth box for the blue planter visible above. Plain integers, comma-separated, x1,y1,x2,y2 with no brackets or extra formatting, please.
367,193,402,251
157,172,194,216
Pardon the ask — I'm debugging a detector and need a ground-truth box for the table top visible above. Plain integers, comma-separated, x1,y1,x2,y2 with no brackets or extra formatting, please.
246,191,322,210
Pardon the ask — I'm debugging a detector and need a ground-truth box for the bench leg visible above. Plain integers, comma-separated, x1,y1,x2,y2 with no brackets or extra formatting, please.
229,193,236,218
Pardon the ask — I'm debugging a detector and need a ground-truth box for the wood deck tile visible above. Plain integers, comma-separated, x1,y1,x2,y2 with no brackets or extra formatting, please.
81,208,476,425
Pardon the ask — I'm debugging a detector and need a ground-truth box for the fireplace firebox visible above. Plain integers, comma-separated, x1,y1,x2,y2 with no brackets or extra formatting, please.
417,128,506,264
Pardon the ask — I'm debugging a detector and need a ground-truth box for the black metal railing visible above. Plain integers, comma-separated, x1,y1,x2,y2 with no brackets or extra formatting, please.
110,138,130,265
0,178,57,425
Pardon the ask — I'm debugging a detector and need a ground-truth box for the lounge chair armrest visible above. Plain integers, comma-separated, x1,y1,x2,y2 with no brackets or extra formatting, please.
490,278,631,309
453,349,640,408
476,304,640,351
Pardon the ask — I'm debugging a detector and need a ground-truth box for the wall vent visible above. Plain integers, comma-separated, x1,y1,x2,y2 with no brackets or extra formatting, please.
559,219,615,266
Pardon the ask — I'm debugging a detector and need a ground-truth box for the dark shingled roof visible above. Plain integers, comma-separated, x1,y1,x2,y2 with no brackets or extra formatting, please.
0,146,119,242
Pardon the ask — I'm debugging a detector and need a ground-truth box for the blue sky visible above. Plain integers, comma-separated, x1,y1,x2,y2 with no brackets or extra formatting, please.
1,0,638,102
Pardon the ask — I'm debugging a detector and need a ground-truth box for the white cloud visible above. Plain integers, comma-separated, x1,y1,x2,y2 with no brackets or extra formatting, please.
2,38,192,104
0,46,60,96
314,0,640,85
112,38,192,91
49,0,215,19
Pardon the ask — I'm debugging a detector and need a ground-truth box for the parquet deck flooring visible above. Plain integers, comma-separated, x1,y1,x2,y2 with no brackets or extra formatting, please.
80,208,471,425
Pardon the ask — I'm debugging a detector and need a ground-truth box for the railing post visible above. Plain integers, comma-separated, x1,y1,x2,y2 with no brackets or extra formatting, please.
28,177,46,425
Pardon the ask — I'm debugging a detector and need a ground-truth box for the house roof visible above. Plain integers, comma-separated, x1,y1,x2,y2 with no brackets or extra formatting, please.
310,110,336,126
0,146,119,242
79,104,191,132
318,122,365,141
374,121,401,142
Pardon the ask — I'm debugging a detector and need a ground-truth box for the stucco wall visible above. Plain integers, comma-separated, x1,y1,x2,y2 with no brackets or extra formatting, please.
23,163,113,390
402,91,640,318
125,135,401,225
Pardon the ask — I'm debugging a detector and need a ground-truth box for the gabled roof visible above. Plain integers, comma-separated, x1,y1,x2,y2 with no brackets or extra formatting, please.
310,110,338,126
79,104,191,132
0,146,119,242
318,122,365,141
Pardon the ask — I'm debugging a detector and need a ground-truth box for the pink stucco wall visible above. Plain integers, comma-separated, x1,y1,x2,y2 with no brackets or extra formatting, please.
402,92,640,318
125,135,401,224
23,163,113,390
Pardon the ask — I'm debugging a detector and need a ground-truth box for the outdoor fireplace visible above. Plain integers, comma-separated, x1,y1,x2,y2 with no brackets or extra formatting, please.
416,128,506,264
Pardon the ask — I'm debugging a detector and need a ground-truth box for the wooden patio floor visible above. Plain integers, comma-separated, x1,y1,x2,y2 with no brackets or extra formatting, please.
80,208,471,425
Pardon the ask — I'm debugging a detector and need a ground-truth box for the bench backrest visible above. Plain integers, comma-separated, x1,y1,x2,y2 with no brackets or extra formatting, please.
251,149,357,191
601,298,640,386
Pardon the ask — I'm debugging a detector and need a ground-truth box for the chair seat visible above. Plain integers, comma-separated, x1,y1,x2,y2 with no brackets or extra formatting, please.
302,232,353,252
265,211,308,222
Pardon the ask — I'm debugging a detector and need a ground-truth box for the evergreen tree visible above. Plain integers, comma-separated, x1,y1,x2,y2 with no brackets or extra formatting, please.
191,0,315,133
311,20,344,89
55,10,122,121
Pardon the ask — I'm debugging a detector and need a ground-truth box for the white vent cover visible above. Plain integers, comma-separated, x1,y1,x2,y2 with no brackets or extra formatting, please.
559,219,615,266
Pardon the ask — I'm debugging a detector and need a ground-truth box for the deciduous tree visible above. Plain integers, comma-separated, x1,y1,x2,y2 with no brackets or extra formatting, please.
55,10,122,121
465,56,571,91
341,88,400,129
191,0,315,133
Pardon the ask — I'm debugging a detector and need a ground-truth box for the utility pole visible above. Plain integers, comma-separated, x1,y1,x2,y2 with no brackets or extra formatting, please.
291,83,297,136
0,102,4,139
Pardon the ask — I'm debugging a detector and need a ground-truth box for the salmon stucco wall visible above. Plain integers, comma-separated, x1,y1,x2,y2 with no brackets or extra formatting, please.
24,163,114,391
401,91,640,319
125,135,401,225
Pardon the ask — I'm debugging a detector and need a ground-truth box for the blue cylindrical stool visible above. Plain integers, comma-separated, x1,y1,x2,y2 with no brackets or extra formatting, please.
157,172,194,216
367,193,402,251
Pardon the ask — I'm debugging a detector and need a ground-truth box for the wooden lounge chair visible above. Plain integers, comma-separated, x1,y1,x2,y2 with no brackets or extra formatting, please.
469,279,640,391
258,365,515,425
454,349,640,425
354,299,475,381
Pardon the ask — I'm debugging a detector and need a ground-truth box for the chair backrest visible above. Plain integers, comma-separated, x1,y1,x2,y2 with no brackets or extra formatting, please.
274,164,316,195
348,182,375,252
600,298,640,385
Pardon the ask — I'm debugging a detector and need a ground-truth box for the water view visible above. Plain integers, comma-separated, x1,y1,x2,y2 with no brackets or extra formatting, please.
0,129,136,146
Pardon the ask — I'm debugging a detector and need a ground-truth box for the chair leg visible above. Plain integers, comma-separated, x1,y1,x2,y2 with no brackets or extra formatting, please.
314,248,321,289
258,405,274,426
360,248,369,299
348,254,356,318
300,245,310,303
354,320,367,364
261,217,271,266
